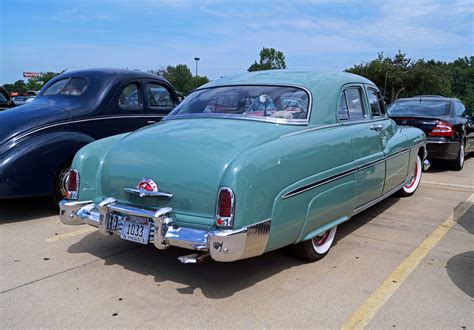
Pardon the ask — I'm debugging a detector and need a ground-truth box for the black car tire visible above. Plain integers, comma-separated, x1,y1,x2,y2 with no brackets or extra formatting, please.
449,142,465,171
292,226,337,262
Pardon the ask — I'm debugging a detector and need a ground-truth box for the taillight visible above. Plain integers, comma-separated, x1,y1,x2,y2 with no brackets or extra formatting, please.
216,187,234,228
66,169,79,200
429,120,454,137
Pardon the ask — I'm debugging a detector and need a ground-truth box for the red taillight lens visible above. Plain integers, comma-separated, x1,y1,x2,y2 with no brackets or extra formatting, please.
429,121,454,137
216,187,234,227
66,169,79,199
67,170,78,191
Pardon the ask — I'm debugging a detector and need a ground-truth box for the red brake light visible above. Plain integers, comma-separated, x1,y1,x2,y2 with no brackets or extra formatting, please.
216,187,234,227
66,169,79,199
429,121,454,137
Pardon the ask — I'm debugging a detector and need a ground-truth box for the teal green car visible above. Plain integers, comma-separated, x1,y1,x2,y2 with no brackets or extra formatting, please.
59,71,427,263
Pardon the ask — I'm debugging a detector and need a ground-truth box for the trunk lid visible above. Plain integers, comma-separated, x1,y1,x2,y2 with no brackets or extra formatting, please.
390,116,447,136
100,118,297,224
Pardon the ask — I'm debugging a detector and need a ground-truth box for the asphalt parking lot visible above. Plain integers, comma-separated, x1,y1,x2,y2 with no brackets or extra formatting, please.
1,159,473,328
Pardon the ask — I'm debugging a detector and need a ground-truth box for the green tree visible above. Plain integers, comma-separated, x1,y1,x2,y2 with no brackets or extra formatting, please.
149,64,209,95
3,70,66,94
3,80,28,94
248,47,287,72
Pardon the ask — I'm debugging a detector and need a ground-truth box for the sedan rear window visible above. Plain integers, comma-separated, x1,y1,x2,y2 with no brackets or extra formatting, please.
168,85,310,124
388,100,451,117
43,78,88,96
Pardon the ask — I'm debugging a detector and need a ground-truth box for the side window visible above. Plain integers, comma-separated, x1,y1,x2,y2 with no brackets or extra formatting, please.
119,83,141,111
0,92,7,103
43,79,69,95
455,102,465,117
338,93,350,120
367,88,382,117
146,84,174,108
345,87,365,119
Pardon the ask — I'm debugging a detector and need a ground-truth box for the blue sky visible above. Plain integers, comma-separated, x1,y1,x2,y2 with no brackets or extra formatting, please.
1,0,473,83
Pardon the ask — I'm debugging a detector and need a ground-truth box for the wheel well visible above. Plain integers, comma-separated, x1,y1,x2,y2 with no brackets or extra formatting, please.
417,146,425,160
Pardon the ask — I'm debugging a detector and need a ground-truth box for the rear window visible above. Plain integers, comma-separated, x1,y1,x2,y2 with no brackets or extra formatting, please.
43,78,88,96
167,85,310,124
388,100,451,116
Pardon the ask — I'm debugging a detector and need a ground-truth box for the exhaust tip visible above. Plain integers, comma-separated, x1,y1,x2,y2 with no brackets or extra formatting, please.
423,159,431,171
178,253,209,264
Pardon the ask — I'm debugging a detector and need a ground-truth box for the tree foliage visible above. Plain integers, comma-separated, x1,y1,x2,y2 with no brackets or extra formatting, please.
3,70,66,94
149,64,209,95
248,47,287,72
346,52,474,110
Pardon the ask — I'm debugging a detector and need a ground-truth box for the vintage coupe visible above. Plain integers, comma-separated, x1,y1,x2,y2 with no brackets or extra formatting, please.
0,69,179,202
59,71,427,263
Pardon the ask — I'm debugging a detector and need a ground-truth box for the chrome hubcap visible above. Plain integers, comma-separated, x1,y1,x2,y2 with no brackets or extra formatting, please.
58,167,70,198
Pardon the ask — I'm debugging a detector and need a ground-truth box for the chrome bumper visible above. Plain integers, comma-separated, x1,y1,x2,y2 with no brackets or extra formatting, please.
59,199,271,262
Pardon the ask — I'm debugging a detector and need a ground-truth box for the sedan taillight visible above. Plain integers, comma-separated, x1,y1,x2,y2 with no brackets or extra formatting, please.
428,120,454,138
66,169,79,200
215,187,234,228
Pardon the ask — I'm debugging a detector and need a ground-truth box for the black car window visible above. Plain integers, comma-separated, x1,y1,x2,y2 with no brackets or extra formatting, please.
43,79,69,95
43,78,88,96
388,100,451,116
0,92,7,103
119,83,141,111
146,84,174,107
454,102,465,117
367,88,382,117
61,78,88,95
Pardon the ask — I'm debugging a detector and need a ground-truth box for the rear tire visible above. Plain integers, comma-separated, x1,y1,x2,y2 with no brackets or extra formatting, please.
292,226,337,262
398,155,422,197
52,163,71,207
449,143,465,171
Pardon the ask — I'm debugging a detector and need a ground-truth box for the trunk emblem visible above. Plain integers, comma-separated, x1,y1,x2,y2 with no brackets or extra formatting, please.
124,178,173,198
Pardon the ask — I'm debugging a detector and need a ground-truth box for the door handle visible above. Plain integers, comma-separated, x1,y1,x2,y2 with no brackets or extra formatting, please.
369,124,384,131
147,120,157,124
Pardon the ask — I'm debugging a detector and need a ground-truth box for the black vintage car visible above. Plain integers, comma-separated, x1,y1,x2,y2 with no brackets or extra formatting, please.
0,86,16,110
0,69,179,202
388,96,474,170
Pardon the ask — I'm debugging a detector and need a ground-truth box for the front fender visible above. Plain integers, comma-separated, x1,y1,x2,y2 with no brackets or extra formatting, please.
0,131,94,199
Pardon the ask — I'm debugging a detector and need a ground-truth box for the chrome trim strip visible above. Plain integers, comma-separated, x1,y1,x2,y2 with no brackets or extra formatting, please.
282,168,357,199
124,187,173,198
357,157,386,171
353,181,405,215
13,115,165,142
166,83,313,126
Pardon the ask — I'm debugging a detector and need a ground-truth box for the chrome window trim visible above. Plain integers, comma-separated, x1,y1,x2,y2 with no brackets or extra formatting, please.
336,85,368,122
165,84,313,126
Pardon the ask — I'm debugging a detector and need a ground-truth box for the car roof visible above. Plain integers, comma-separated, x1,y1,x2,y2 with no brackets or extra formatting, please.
198,70,376,125
57,68,168,84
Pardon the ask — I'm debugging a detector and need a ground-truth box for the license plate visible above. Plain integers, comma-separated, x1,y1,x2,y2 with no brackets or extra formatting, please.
118,214,151,245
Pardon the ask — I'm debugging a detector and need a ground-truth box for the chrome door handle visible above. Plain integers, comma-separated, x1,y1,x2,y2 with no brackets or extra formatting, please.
369,124,384,131
147,120,157,124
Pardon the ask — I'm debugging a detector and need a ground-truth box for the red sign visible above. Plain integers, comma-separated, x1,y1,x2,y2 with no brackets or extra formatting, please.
23,72,41,78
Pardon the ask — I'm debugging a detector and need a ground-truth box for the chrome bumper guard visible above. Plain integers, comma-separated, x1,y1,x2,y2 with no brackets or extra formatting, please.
59,199,271,262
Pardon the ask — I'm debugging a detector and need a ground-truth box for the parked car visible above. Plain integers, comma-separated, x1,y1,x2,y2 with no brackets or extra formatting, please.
12,95,35,105
0,86,15,110
59,70,426,263
0,69,179,202
388,95,474,170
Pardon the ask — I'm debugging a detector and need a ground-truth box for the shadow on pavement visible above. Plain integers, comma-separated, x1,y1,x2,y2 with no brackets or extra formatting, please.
446,251,474,298
0,196,56,223
67,195,403,299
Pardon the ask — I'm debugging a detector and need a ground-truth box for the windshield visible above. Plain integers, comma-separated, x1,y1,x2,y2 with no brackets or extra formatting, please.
388,100,451,117
167,85,310,123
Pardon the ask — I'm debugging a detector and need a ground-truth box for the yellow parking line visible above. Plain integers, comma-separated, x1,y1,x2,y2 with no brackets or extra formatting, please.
46,226,96,242
341,193,474,330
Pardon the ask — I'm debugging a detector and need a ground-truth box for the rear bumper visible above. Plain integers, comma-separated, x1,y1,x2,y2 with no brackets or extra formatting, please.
426,140,460,160
59,199,271,262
